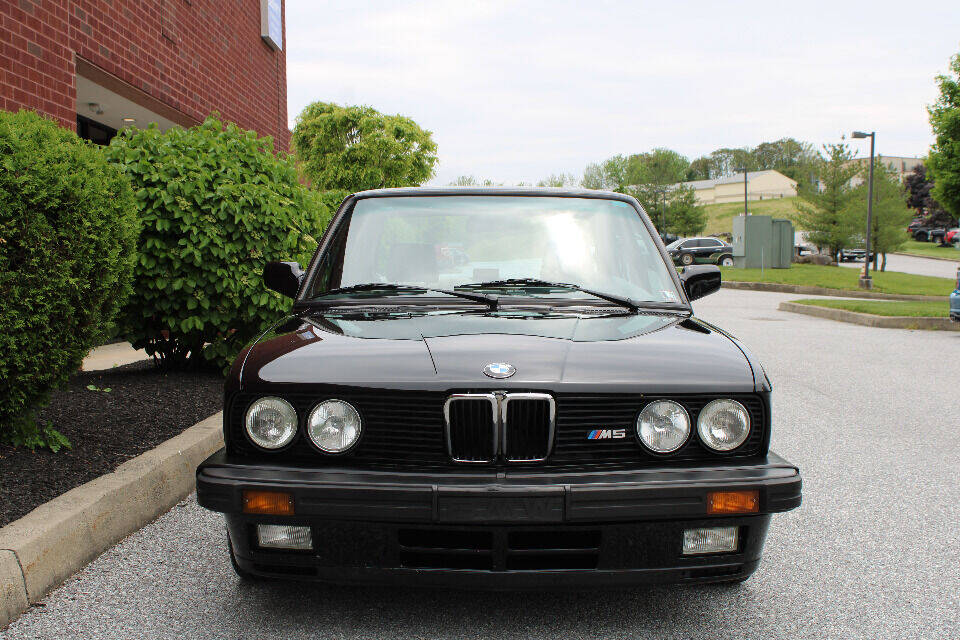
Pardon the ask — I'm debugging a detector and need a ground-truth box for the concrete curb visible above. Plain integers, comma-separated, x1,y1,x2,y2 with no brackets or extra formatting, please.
723,280,948,302
778,302,960,331
0,412,224,629
892,251,960,263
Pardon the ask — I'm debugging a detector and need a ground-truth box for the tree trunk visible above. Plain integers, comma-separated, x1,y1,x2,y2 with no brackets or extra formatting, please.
881,253,887,271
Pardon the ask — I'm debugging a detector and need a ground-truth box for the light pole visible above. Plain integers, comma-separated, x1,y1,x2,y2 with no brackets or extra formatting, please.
852,131,875,289
737,167,749,215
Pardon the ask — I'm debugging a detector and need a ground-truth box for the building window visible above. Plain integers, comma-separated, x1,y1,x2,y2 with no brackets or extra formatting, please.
77,114,117,145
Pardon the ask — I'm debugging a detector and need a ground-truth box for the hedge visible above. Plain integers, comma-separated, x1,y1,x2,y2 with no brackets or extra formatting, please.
104,116,331,370
0,110,139,448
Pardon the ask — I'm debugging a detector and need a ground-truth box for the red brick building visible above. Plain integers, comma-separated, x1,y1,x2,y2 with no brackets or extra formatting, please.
1,0,289,149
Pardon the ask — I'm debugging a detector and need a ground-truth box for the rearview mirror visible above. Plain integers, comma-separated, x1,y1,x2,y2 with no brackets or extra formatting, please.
263,261,304,299
679,264,721,301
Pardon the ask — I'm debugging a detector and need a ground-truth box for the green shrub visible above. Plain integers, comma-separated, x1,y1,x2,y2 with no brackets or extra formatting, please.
104,116,331,370
0,110,139,448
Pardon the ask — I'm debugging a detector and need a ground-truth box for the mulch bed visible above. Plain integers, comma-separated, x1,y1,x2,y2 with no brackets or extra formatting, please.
0,360,223,527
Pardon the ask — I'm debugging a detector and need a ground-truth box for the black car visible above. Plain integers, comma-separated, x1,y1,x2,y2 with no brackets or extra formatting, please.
666,237,734,267
196,188,801,588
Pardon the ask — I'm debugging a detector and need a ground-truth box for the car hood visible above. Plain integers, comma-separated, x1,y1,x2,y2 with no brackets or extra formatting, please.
238,310,759,394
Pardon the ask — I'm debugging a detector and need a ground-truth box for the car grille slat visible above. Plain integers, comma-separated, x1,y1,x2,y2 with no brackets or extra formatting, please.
503,395,554,462
226,390,765,470
446,395,496,463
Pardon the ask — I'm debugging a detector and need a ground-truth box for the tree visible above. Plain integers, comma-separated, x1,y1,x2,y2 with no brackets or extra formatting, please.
903,164,932,213
536,172,579,187
845,164,913,271
292,102,438,192
621,149,690,230
449,175,501,186
706,147,756,177
927,49,960,224
794,143,860,259
753,138,819,183
581,155,629,191
662,185,707,236
686,156,712,181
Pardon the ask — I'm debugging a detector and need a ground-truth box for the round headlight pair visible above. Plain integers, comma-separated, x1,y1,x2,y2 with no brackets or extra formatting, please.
244,397,362,453
636,399,750,453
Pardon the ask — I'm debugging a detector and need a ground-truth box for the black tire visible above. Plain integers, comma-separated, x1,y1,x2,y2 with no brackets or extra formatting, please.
229,540,262,582
680,253,694,266
915,231,928,242
719,255,734,267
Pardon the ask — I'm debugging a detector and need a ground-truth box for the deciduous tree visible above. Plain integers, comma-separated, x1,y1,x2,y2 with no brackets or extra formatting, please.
927,49,960,224
292,102,438,192
536,172,579,187
581,155,629,191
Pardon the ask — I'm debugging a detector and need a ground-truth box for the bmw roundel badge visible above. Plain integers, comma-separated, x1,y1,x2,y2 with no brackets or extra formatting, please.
483,362,516,379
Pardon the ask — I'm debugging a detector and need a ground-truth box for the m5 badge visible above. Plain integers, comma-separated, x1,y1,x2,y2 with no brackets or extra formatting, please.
587,429,627,440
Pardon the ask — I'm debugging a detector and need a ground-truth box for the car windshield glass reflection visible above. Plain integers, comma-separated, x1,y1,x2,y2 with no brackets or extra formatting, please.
307,196,681,304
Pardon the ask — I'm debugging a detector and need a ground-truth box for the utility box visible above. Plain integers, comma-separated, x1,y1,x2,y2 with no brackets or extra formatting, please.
731,215,794,269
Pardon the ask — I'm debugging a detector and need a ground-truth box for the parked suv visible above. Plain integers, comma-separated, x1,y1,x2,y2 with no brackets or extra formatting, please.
666,237,734,266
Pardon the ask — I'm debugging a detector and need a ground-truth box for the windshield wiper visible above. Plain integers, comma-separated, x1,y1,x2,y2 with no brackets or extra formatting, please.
455,278,643,312
312,283,498,309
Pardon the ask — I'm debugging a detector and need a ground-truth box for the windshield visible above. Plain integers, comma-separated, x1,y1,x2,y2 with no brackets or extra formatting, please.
305,196,681,304
665,239,683,250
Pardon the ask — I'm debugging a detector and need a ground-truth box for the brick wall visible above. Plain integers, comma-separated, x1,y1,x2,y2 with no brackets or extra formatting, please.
0,0,289,150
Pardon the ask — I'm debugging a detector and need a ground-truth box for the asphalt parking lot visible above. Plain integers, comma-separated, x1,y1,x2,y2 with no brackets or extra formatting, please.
836,251,959,279
3,288,958,640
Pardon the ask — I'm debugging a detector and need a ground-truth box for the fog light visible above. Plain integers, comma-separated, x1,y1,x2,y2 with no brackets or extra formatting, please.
257,524,312,550
682,526,739,555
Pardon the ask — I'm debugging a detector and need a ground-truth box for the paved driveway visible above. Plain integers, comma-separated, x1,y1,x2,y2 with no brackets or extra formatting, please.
3,289,958,640
837,252,959,279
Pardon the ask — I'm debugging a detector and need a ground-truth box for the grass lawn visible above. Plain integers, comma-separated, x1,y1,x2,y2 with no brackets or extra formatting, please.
702,197,799,236
896,239,960,262
720,263,955,297
791,298,949,318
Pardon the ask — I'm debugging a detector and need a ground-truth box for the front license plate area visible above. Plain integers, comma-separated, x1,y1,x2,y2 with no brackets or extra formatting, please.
437,490,564,523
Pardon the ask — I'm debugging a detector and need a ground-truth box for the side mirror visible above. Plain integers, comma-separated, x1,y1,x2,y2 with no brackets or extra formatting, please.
679,264,721,301
263,261,304,299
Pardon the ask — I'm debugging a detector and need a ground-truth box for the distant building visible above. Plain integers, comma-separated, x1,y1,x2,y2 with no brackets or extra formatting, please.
667,170,797,205
847,155,923,185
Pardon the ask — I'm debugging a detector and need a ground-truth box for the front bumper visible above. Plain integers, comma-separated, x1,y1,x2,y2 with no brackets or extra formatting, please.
197,450,801,587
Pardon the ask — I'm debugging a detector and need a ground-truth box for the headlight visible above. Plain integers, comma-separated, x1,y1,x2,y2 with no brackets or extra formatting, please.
307,400,362,453
636,400,690,453
245,396,298,450
697,399,750,451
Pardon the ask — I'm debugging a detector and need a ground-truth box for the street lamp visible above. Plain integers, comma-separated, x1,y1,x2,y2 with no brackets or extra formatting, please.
737,167,749,215
852,131,875,289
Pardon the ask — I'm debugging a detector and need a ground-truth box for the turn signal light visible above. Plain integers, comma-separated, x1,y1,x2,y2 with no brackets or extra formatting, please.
707,490,759,514
242,490,294,515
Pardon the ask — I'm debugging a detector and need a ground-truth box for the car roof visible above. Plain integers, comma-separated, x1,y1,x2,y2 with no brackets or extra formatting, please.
350,186,640,204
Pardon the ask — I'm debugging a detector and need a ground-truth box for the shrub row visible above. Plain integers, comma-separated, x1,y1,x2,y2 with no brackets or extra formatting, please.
0,110,139,448
1,112,334,447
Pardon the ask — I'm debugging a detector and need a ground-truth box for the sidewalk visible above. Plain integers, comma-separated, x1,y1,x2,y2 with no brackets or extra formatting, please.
81,342,150,371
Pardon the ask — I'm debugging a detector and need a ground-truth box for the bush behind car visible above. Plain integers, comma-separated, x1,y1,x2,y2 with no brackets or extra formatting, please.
105,116,331,371
0,110,140,448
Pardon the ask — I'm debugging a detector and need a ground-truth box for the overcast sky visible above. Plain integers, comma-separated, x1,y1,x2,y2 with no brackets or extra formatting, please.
285,1,960,186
